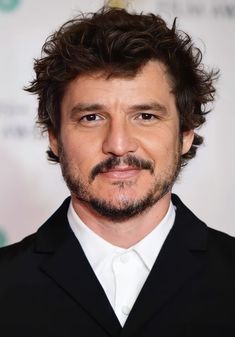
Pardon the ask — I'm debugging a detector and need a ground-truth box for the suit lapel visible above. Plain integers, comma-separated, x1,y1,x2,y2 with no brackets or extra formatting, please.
120,195,208,336
34,198,121,337
34,196,208,337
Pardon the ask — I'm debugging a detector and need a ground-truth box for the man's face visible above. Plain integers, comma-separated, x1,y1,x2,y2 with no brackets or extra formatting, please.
49,61,193,221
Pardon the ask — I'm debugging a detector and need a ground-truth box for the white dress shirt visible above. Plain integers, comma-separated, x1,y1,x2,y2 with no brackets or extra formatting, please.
67,201,175,326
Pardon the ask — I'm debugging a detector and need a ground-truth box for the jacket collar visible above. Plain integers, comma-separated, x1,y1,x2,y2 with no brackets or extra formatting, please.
121,194,208,336
34,194,208,336
35,197,122,336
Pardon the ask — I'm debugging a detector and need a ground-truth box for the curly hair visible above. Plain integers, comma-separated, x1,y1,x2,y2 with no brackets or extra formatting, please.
25,7,218,164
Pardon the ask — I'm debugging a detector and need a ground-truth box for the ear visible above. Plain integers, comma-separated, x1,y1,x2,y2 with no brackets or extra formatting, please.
48,129,59,157
181,129,194,155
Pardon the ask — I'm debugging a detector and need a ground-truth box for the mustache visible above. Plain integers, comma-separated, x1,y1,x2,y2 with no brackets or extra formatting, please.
90,155,154,181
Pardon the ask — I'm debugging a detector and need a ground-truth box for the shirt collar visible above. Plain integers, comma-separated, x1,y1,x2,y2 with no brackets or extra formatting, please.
68,204,124,270
132,202,175,270
67,200,175,272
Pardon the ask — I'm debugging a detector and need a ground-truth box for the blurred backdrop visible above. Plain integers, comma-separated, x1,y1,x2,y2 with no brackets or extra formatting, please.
0,0,235,246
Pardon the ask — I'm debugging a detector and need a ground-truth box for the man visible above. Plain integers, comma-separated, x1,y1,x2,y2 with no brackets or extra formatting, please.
0,6,234,337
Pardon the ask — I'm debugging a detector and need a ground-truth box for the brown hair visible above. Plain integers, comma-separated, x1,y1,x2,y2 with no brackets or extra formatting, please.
25,7,218,164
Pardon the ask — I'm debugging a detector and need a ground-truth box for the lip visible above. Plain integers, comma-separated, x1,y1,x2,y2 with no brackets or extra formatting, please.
100,167,140,180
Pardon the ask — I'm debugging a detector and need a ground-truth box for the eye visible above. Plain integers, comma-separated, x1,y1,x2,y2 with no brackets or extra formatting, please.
136,113,157,120
80,114,102,122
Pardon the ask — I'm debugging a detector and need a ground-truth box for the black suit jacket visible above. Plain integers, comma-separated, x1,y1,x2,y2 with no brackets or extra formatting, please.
0,195,235,337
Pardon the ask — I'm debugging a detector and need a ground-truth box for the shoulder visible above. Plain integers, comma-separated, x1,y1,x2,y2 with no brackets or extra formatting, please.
0,233,35,262
0,197,71,266
172,193,235,257
207,227,235,261
0,233,40,288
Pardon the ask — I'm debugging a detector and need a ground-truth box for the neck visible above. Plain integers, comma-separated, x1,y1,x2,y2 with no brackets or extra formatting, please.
71,192,171,248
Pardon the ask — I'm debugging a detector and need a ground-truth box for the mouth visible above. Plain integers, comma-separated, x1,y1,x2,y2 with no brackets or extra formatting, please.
100,166,141,180
90,155,154,182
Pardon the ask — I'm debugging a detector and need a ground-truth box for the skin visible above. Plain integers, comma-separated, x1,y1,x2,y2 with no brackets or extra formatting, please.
49,60,194,248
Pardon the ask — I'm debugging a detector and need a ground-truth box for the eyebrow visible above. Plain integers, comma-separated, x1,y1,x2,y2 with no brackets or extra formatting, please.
70,103,104,117
69,101,168,118
128,103,167,114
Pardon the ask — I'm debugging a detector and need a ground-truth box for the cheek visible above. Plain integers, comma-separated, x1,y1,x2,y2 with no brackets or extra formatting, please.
139,128,179,161
61,127,103,154
61,135,101,175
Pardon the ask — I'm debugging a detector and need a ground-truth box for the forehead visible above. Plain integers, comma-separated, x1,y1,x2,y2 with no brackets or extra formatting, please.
61,60,175,111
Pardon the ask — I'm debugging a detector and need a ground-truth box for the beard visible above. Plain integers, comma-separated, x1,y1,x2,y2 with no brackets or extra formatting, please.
58,143,182,222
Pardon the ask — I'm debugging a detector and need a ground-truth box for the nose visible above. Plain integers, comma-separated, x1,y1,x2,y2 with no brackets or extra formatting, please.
102,120,138,157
